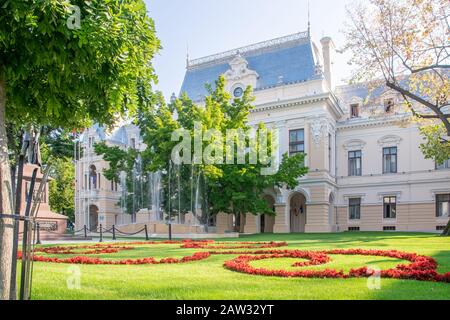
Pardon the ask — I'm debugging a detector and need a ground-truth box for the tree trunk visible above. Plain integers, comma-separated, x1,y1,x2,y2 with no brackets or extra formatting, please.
0,78,14,300
442,219,450,237
239,213,246,233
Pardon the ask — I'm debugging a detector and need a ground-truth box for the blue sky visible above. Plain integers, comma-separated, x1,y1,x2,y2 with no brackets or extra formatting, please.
146,0,355,100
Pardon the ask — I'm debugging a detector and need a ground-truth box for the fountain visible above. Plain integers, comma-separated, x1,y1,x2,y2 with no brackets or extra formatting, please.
118,158,232,238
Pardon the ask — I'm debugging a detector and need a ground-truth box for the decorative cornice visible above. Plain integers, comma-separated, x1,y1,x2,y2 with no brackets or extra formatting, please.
337,115,410,130
250,92,331,113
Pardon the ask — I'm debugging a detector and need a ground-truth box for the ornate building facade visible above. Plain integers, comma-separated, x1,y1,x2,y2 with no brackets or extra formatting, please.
75,31,450,234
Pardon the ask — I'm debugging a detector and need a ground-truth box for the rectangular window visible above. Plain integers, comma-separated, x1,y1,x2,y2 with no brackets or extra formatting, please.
350,104,360,118
348,150,362,176
349,198,361,220
383,196,397,219
289,129,305,156
436,194,450,217
383,147,397,173
436,159,450,170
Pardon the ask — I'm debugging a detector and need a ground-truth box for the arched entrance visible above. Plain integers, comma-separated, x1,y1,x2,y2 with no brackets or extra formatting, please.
261,195,275,233
89,204,99,231
290,193,307,233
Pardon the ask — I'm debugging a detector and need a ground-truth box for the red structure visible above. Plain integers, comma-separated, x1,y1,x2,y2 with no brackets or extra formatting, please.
19,164,67,239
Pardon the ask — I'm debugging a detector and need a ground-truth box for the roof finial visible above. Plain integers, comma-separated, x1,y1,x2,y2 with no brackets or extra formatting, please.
307,0,311,37
186,42,190,68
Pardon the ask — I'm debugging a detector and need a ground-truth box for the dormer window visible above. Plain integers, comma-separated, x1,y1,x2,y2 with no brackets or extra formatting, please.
350,104,360,118
384,98,394,113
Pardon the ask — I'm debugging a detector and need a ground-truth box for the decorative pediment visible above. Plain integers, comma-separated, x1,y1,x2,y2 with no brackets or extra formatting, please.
343,139,366,151
377,191,402,201
379,89,398,101
349,96,364,105
377,135,402,147
224,53,258,90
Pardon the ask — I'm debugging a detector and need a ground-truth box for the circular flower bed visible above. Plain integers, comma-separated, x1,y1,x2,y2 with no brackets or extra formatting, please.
223,248,450,283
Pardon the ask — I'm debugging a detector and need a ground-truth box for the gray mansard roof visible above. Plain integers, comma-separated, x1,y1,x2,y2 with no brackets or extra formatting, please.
180,31,322,100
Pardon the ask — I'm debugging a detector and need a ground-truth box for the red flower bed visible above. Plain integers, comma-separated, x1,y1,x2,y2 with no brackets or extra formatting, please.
181,241,288,249
34,244,135,255
19,241,450,283
18,250,210,265
222,248,450,283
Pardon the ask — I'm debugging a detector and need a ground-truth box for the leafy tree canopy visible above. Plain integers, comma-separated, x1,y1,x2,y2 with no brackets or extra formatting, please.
344,0,449,163
96,77,308,224
1,0,160,128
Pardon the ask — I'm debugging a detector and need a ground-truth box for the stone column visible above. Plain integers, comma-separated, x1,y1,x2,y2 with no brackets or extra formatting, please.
273,203,289,233
243,214,258,234
305,204,333,233
216,213,233,234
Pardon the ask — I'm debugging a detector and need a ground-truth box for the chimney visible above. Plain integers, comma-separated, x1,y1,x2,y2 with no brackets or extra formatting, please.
320,37,335,91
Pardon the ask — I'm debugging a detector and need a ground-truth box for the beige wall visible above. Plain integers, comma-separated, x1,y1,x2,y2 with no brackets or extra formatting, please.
336,203,448,232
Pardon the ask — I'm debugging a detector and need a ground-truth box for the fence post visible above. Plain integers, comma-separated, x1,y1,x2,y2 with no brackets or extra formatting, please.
84,225,87,238
112,225,116,240
144,224,149,241
36,222,41,245
99,224,103,242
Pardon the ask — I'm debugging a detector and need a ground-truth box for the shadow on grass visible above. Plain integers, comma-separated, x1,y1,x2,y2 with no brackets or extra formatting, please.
368,249,450,300
236,232,437,244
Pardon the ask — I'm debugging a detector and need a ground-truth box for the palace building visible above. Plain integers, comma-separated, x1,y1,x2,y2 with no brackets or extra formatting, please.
74,30,450,234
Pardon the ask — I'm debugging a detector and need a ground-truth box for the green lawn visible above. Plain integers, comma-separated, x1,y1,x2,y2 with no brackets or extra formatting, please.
26,232,450,300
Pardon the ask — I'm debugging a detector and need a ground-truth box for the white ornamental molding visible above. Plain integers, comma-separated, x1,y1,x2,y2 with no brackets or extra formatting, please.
224,54,259,82
343,139,367,151
343,193,366,202
377,191,402,201
377,135,402,147
309,118,328,146
342,96,364,113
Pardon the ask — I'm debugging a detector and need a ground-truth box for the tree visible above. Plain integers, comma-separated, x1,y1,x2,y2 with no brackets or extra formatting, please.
48,157,75,221
344,0,450,236
96,76,308,232
344,0,449,158
0,1,159,299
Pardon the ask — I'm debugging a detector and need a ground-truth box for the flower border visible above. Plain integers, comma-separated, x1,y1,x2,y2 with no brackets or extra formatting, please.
222,248,450,283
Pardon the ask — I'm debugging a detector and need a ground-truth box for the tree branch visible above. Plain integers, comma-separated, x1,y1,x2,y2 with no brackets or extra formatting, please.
386,81,450,135
411,64,450,73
